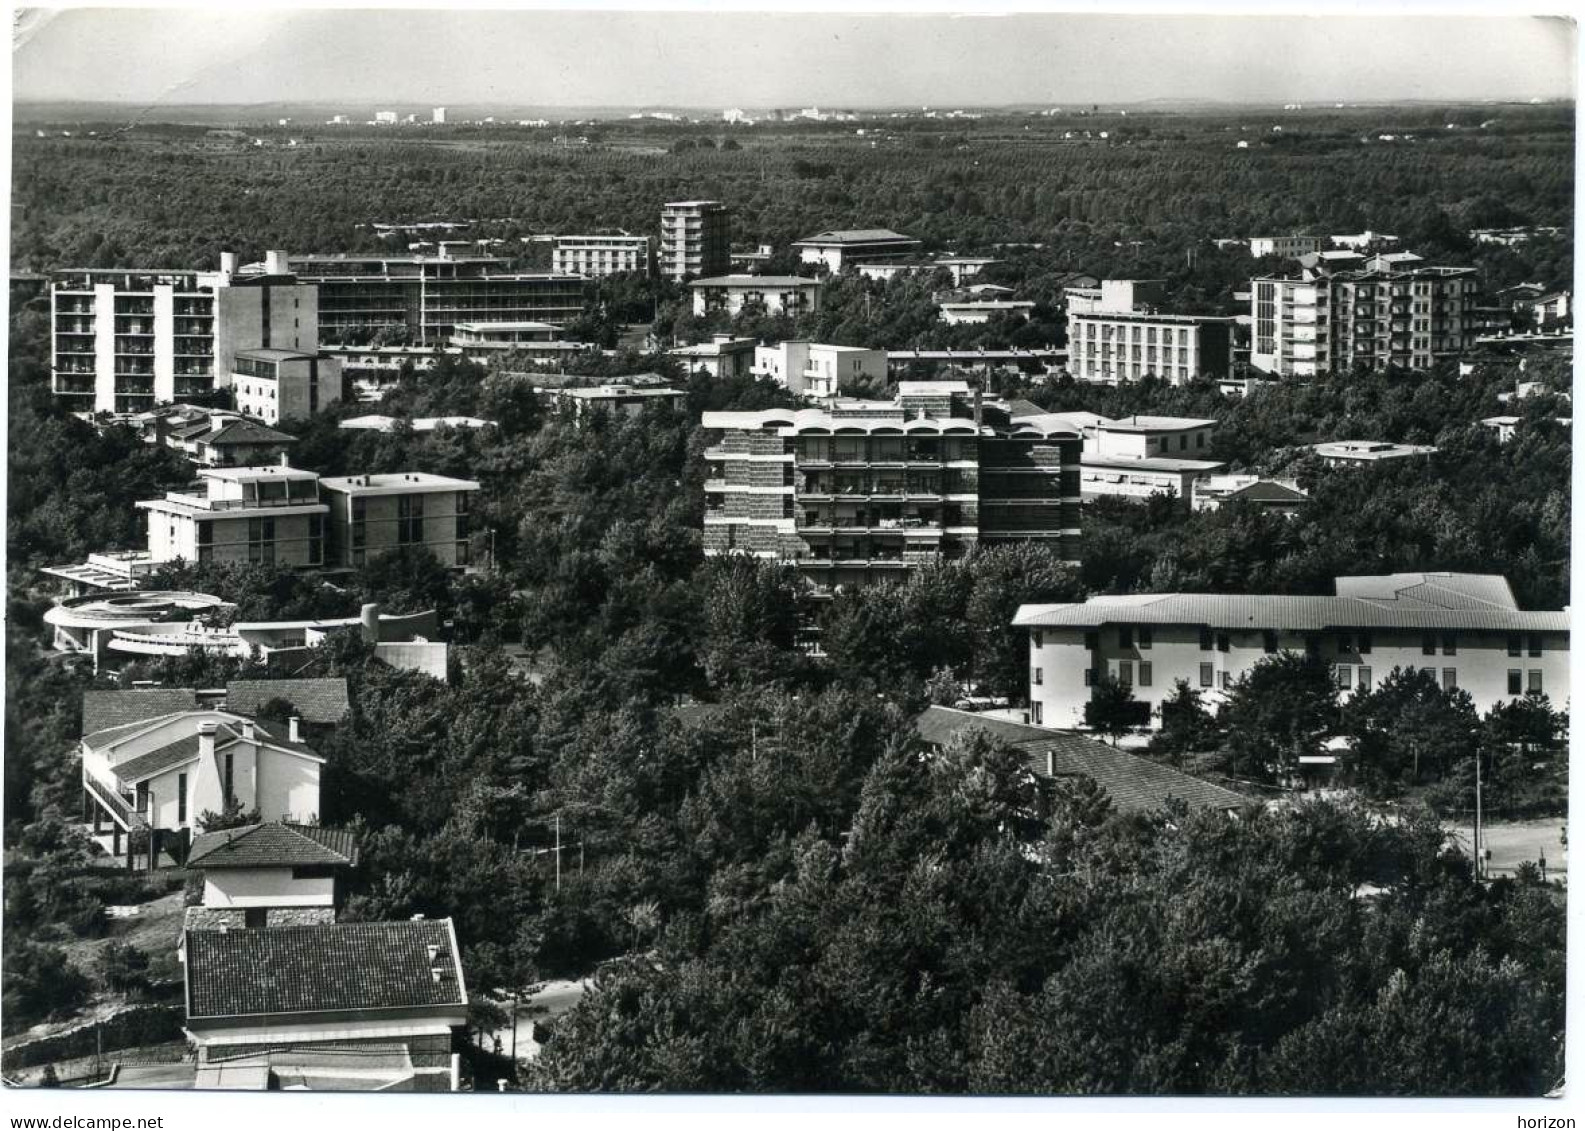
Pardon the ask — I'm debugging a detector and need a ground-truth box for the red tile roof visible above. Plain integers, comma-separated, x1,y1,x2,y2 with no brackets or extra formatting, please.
188,822,358,869
225,679,350,724
185,919,466,1021
82,689,197,736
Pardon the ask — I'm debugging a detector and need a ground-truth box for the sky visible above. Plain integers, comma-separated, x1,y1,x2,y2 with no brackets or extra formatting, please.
10,6,1578,110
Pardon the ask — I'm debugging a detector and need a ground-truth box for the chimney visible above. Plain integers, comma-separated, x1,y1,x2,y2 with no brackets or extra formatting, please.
288,717,301,743
219,251,237,281
264,250,289,276
197,720,219,762
279,452,290,467
360,602,381,644
241,720,255,741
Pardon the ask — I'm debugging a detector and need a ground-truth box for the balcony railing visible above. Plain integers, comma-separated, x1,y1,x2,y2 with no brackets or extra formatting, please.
83,771,147,831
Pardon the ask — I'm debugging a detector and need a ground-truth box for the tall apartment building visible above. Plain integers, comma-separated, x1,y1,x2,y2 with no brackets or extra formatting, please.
1251,258,1478,376
659,201,731,282
136,465,329,569
319,472,481,570
701,382,1082,589
1066,280,1233,385
51,251,318,415
260,251,589,343
552,233,654,277
1016,572,1568,729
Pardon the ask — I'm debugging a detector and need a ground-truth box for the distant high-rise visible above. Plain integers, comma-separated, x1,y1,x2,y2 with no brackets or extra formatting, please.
432,107,447,125
660,200,731,283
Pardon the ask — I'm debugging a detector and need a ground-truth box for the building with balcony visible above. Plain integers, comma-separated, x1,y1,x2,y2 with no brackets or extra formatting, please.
660,200,731,282
256,250,589,342
79,702,325,867
1016,572,1569,729
319,472,481,570
1066,281,1233,385
50,250,319,414
669,335,757,379
136,465,329,569
753,341,888,399
232,349,343,425
1008,411,1224,508
792,228,924,272
689,274,822,317
448,321,562,354
1251,257,1478,376
701,383,1082,589
552,233,653,277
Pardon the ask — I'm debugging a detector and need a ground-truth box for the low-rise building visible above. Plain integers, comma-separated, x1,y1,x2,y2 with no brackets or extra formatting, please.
146,408,298,467
339,415,497,433
182,918,468,1091
1079,454,1224,505
1307,439,1438,466
669,334,757,379
1249,235,1326,259
1016,571,1569,729
1329,230,1401,252
539,382,687,421
448,321,562,354
752,341,888,399
1191,475,1311,514
792,228,923,272
137,464,328,568
689,274,822,317
551,233,653,277
184,821,358,931
319,472,481,570
1091,415,1217,460
232,348,343,425
939,300,1037,325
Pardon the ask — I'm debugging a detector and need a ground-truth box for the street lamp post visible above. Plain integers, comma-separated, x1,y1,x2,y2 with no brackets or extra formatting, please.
1473,746,1483,883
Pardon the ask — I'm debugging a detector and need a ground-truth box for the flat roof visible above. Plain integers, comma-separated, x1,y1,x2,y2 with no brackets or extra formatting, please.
200,465,320,482
319,472,480,495
690,274,819,288
670,338,757,356
1309,440,1437,459
234,347,315,362
1083,455,1225,473
452,320,559,332
1102,415,1219,433
897,381,973,395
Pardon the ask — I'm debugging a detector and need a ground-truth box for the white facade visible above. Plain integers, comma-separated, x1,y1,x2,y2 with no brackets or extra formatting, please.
1249,235,1326,259
670,335,757,379
552,234,653,278
940,301,1036,325
690,275,822,317
136,465,328,568
752,341,888,398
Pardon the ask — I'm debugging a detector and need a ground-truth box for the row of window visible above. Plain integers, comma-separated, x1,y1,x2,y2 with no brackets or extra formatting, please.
1037,627,1549,657
1039,663,1546,697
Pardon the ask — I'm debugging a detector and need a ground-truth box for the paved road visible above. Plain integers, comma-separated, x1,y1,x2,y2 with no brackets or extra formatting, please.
1449,817,1567,884
478,977,592,1062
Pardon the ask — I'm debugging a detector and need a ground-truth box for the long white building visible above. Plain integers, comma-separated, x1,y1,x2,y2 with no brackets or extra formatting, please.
1016,572,1569,729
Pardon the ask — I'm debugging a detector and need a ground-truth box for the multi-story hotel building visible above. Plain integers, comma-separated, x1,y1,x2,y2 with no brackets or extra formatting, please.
690,274,822,317
660,201,731,282
1017,572,1569,729
319,472,481,570
552,233,654,278
701,382,1082,589
256,251,589,343
50,251,318,415
1251,257,1479,376
136,464,329,569
1067,307,1234,385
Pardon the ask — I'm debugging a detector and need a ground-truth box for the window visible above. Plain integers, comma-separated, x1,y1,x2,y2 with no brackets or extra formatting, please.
397,494,426,545
307,515,323,566
1199,627,1213,651
1119,626,1133,649
245,908,267,930
223,754,234,807
1117,660,1134,686
1357,666,1372,690
136,781,149,815
1421,634,1436,655
1442,668,1457,691
1032,667,1043,686
1441,633,1457,656
1219,671,1232,690
1335,665,1351,689
1508,669,1523,695
1138,661,1153,688
1528,670,1543,694
1216,633,1230,653
248,517,275,565
1263,630,1279,654
1031,702,1043,725
1508,634,1523,657
1138,627,1153,650
1529,634,1543,657
1358,632,1372,655
1032,629,1043,648
1083,668,1095,687
1199,663,1214,688
1084,631,1099,651
178,773,188,824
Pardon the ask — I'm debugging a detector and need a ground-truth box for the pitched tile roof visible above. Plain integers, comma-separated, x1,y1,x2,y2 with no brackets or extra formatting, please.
115,734,201,783
1222,480,1311,504
82,689,197,736
188,822,359,869
1014,733,1250,814
794,229,919,245
184,919,467,1021
915,705,1052,747
225,679,351,724
205,420,298,446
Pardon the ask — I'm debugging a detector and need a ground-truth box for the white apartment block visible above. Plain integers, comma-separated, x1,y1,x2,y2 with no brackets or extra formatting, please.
690,275,822,317
1017,572,1569,729
232,349,343,425
136,465,328,569
552,233,654,278
754,341,888,399
1067,312,1234,384
50,251,318,415
1249,235,1326,259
